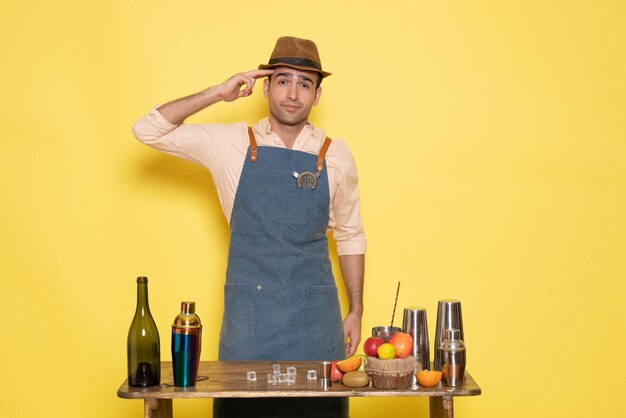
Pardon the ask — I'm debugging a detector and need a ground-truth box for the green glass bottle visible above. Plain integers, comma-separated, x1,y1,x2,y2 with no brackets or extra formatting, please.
127,276,160,387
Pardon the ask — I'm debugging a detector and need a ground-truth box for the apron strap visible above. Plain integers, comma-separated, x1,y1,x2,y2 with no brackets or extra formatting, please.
247,127,258,162
248,126,332,172
317,137,332,172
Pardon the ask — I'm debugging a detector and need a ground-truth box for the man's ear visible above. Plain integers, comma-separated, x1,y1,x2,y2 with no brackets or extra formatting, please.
263,78,270,98
313,87,322,106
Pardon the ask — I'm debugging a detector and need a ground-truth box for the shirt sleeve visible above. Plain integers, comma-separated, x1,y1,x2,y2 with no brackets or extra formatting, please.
329,141,367,256
131,106,245,173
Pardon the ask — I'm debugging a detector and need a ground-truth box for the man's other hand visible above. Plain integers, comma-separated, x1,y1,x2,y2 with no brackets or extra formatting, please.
343,311,362,357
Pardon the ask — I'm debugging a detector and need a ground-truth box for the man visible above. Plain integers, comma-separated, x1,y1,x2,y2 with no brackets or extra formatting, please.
133,36,365,417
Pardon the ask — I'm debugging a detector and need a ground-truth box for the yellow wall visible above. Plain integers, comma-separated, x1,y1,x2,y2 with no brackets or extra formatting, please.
1,1,624,417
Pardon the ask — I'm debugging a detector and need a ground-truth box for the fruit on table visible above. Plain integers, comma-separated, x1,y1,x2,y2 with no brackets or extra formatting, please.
337,356,362,372
342,370,370,387
363,336,385,357
416,370,442,387
354,354,368,371
389,332,414,359
377,343,396,360
330,360,344,382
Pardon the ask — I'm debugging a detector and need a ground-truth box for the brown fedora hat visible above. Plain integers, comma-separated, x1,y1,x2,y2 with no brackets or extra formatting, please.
259,36,331,78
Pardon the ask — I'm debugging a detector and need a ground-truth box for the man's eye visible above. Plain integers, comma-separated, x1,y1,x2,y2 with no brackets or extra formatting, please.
278,80,287,85
300,83,310,89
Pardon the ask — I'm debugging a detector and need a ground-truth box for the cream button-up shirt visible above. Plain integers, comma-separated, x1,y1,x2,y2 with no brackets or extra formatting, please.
132,107,366,256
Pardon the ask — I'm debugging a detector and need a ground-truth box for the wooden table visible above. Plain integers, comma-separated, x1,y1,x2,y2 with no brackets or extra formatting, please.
117,361,481,418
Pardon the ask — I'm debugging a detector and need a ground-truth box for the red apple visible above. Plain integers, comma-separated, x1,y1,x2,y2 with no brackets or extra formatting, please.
389,332,413,359
363,336,385,357
330,360,344,382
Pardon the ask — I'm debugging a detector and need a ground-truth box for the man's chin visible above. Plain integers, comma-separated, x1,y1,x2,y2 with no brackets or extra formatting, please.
274,114,308,127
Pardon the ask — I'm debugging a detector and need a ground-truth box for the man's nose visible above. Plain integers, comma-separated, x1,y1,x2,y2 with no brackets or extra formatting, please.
287,84,298,101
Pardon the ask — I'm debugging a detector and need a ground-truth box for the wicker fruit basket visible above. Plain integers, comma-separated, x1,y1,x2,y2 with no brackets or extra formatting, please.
365,356,416,389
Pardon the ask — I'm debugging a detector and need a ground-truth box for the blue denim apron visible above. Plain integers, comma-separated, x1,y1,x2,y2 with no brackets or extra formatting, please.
214,128,348,417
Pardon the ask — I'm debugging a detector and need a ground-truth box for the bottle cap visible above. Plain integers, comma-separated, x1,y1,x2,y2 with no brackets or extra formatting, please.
172,301,202,330
137,276,148,284
181,301,195,314
447,329,460,341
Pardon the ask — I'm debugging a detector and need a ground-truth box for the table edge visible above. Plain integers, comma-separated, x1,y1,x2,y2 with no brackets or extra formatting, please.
117,385,481,400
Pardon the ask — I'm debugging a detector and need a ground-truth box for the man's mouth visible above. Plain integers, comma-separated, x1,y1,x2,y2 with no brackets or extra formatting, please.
281,102,302,111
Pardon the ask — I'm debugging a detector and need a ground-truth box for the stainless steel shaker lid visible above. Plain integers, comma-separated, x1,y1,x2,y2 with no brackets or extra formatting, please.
441,328,465,351
448,329,460,341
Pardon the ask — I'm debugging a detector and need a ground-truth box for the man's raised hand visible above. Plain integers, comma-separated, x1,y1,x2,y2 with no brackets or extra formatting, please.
218,69,275,102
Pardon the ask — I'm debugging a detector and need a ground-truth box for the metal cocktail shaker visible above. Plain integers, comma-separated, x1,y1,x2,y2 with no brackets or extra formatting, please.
401,307,430,371
441,328,466,387
172,301,202,387
433,299,464,371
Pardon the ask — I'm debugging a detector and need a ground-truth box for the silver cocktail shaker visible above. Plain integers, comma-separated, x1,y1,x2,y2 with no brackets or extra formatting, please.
402,306,430,388
441,328,466,387
401,307,430,371
433,299,464,370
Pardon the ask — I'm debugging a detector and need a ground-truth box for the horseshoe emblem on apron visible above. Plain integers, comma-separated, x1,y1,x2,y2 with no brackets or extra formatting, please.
292,171,322,189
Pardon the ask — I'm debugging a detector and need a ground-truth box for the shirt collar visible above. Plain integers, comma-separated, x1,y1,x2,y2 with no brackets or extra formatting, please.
256,118,322,149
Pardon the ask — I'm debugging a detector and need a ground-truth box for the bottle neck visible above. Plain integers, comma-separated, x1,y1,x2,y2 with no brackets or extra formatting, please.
136,282,151,316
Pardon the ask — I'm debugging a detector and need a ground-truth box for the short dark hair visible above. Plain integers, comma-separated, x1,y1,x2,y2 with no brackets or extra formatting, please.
268,72,323,89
